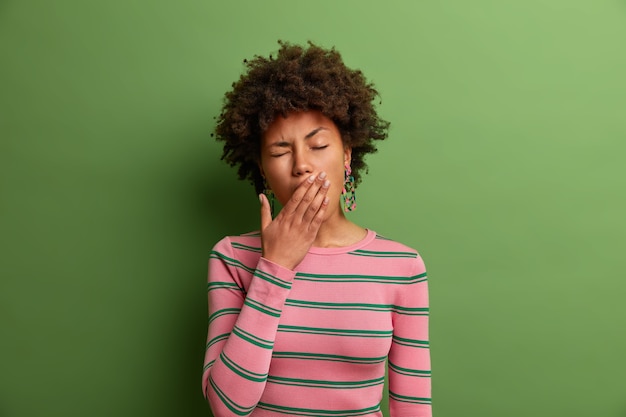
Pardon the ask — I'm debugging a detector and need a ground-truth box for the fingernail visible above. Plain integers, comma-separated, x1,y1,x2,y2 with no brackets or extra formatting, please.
323,180,330,188
259,194,263,204
308,175,315,183
318,172,327,180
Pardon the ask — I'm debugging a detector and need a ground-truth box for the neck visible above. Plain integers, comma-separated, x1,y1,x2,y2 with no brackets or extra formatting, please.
312,207,367,248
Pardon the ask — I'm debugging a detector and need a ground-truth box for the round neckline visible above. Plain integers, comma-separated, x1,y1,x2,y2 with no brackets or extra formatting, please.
307,229,376,255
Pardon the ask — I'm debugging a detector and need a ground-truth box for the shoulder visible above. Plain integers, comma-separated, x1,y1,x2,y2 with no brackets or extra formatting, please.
368,232,419,254
360,232,426,276
359,232,423,260
211,231,262,258
209,232,263,286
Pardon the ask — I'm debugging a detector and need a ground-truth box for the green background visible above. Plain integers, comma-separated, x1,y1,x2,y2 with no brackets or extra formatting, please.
1,1,625,416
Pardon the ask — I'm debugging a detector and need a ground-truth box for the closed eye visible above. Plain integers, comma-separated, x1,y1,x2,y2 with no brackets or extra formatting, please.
312,145,328,150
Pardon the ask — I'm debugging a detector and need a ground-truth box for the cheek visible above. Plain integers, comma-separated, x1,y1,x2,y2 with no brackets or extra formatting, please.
328,166,347,199
334,161,346,184
262,160,288,184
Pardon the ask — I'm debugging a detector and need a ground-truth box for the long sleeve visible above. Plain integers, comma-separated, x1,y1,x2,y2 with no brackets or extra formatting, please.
202,237,295,417
388,255,432,417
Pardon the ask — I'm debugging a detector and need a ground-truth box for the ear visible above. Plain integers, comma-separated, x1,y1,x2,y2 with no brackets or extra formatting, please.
343,146,352,166
257,159,265,179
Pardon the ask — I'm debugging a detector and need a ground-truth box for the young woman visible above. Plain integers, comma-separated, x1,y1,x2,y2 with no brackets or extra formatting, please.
203,42,431,417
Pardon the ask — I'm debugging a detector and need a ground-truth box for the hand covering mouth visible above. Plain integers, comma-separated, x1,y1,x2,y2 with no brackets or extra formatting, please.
294,174,319,192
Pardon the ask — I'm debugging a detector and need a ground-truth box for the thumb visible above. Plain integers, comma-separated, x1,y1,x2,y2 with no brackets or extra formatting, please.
259,193,272,231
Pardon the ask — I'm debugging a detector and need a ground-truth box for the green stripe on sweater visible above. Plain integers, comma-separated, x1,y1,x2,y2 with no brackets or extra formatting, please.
209,308,241,323
285,299,428,315
208,375,256,415
244,297,281,317
295,271,427,284
254,269,292,289
388,390,432,405
231,242,262,253
272,351,387,364
278,325,392,338
392,335,429,348
348,249,417,258
388,360,431,377
267,375,384,389
219,352,268,382
257,401,381,416
232,326,274,349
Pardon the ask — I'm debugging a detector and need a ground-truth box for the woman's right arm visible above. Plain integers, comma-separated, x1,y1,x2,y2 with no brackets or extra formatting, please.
202,238,296,416
202,173,330,416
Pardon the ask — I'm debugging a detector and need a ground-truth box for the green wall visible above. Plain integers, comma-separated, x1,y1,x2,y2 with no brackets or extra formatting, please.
1,1,625,416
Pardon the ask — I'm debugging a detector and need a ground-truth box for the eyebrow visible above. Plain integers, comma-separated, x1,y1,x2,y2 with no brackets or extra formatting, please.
267,127,329,147
304,126,329,139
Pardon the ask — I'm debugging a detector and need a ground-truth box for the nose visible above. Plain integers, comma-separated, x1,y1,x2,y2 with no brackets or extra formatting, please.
292,149,313,176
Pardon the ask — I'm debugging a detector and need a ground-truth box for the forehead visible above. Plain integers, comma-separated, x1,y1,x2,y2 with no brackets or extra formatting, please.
262,111,340,142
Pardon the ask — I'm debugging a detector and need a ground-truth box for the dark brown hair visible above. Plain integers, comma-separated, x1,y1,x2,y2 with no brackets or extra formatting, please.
214,41,390,194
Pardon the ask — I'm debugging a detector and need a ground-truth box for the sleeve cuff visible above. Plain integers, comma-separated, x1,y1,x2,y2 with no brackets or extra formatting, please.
257,256,297,283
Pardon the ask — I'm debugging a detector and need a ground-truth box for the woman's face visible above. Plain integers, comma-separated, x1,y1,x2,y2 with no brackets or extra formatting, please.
260,110,351,214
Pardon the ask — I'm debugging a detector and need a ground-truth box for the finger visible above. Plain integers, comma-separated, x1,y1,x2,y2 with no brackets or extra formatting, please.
281,174,316,215
302,178,330,224
259,193,272,231
309,193,330,230
294,172,327,217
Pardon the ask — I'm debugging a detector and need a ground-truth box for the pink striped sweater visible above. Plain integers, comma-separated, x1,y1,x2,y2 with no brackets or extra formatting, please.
202,229,431,416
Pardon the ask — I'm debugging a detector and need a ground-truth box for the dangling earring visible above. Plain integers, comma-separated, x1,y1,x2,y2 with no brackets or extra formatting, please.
263,178,275,216
342,164,356,212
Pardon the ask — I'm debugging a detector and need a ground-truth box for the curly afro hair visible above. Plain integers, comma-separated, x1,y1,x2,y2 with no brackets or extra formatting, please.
214,41,390,195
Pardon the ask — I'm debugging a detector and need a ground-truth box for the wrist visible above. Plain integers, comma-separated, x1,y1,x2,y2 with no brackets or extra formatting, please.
261,253,298,271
